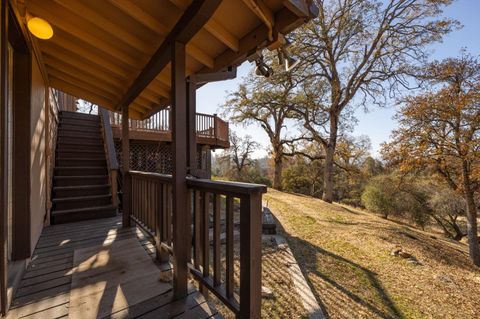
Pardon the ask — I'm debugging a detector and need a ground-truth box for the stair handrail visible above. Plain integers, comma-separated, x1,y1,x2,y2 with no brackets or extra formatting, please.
46,88,61,222
99,107,119,208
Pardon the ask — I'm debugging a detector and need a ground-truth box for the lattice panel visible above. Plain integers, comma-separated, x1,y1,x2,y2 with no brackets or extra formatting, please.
115,141,173,174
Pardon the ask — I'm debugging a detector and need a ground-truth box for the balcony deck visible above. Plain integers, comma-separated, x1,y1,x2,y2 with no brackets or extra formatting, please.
109,110,229,149
7,216,220,319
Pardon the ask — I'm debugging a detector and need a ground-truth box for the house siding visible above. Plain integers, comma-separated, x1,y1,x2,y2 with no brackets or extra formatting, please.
29,56,46,254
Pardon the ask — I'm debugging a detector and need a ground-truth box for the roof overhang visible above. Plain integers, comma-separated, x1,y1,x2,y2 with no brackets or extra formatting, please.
16,0,318,119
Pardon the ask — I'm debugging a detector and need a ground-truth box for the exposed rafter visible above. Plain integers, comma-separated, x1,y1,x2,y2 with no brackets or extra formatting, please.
210,7,307,71
168,0,239,52
53,0,152,55
116,0,222,111
107,0,214,68
241,0,274,40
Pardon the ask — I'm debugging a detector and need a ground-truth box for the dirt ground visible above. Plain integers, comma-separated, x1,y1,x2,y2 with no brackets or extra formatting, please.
263,189,480,319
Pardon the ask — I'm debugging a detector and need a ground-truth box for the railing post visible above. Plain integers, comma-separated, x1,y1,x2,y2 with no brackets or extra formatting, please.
239,191,263,319
121,105,131,227
0,1,8,314
213,113,218,140
171,41,188,299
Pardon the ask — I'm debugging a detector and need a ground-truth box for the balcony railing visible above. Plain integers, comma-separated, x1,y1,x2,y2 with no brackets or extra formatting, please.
108,109,229,147
126,171,266,318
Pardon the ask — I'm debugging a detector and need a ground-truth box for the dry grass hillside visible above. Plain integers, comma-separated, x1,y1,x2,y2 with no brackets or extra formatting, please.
264,189,480,319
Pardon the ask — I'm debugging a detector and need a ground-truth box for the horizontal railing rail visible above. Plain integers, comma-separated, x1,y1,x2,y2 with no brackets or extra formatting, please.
109,109,228,144
126,171,266,318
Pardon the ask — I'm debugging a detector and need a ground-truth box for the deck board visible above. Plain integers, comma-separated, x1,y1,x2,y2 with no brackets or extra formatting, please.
7,216,220,319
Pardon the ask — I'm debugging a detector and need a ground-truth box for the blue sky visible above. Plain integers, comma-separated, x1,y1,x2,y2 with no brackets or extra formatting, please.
197,0,480,158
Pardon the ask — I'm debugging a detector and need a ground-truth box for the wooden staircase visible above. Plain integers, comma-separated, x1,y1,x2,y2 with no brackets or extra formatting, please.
51,111,117,224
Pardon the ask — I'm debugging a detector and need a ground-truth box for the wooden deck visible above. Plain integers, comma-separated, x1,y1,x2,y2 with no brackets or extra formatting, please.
7,216,221,319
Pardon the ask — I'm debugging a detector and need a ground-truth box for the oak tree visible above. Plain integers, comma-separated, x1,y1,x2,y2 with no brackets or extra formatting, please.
292,0,458,202
382,54,480,265
222,65,305,189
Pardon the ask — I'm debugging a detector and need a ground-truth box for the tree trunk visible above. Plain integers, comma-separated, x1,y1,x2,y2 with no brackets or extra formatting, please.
462,163,480,266
322,113,338,203
272,143,283,190
322,144,334,203
273,157,283,190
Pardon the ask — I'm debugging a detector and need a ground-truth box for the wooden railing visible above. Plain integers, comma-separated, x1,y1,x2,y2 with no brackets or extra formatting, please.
109,109,229,144
127,171,266,318
99,108,119,208
46,89,61,221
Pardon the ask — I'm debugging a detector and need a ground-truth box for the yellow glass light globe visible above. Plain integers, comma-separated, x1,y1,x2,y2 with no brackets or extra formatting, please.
27,17,53,40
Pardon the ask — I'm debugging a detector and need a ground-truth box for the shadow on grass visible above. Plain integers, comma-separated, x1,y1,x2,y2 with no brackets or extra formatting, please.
272,214,404,319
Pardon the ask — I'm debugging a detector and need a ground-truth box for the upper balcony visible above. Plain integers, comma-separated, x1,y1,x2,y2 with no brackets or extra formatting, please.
108,109,229,149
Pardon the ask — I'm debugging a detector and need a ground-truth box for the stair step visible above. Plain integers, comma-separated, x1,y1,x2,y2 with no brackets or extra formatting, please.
56,158,107,168
55,150,105,159
59,118,101,128
52,194,112,210
51,205,117,224
59,111,100,121
58,123,101,133
57,130,102,139
57,136,103,145
54,166,107,176
53,184,111,198
53,175,109,186
56,143,104,152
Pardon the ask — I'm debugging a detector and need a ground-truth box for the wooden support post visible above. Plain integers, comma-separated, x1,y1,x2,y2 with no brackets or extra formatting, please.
187,78,196,175
239,192,263,319
0,0,8,314
12,45,32,261
171,41,188,299
121,105,131,227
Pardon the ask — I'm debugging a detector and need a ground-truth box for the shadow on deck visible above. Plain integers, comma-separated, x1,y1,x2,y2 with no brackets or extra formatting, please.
7,216,220,319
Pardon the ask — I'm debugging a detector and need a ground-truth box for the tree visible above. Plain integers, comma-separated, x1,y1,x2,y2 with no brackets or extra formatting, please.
222,62,304,190
362,174,402,219
292,0,458,203
219,132,259,180
382,54,480,265
427,184,466,240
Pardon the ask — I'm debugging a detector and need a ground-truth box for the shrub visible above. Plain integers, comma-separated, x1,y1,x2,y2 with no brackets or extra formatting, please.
361,175,399,218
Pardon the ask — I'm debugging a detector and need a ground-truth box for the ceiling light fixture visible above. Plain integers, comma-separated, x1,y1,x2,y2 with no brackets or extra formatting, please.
27,16,53,40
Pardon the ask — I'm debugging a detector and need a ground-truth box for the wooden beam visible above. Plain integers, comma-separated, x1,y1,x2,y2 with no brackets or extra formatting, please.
168,0,239,51
211,7,304,71
242,0,275,40
0,0,8,315
116,0,222,112
108,0,215,68
204,19,239,52
191,67,237,84
171,41,188,299
283,0,318,18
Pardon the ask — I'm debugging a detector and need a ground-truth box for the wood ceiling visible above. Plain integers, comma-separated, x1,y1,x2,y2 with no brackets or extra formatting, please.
21,0,316,119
